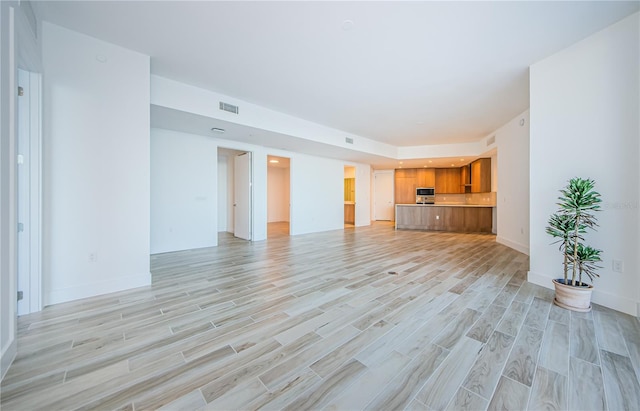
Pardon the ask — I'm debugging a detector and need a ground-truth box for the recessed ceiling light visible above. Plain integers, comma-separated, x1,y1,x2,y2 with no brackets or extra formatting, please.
269,159,279,164
429,160,433,163
460,159,464,161
342,19,355,31
211,127,225,133
451,164,455,167
399,161,403,164
423,165,427,168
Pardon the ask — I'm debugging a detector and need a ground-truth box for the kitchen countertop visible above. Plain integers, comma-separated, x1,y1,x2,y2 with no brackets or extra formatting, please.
397,203,495,208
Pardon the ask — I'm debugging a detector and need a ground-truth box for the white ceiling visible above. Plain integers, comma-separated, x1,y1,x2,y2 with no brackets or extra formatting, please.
32,1,639,166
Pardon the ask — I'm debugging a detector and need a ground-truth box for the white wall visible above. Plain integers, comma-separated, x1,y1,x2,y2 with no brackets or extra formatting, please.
42,23,151,305
290,154,345,235
152,129,354,240
1,0,18,380
151,75,398,160
154,130,360,241
151,129,218,253
354,163,372,226
528,13,639,316
267,166,290,222
398,139,487,160
495,110,530,254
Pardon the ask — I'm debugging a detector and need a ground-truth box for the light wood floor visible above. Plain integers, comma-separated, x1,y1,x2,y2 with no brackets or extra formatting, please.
2,222,639,410
267,222,290,239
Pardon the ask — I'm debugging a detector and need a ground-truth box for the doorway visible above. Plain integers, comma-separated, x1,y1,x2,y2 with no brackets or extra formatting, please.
344,166,356,227
267,155,290,239
217,147,252,242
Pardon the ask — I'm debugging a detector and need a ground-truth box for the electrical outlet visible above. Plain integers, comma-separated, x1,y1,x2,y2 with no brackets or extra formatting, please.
88,252,97,263
612,259,624,273
436,215,440,220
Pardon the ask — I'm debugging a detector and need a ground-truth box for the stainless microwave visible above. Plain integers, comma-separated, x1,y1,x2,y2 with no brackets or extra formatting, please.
416,187,435,196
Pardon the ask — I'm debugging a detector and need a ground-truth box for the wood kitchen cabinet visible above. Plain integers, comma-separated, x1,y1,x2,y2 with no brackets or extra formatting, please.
395,205,423,228
460,165,471,192
471,158,491,193
344,203,355,224
394,169,417,205
435,168,462,194
416,168,435,187
395,205,492,233
421,206,449,230
394,169,416,179
395,168,436,204
463,207,492,232
395,160,491,203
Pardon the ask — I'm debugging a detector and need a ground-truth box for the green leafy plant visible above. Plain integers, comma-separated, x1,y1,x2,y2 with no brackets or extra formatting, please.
546,213,579,283
546,177,603,286
574,243,602,285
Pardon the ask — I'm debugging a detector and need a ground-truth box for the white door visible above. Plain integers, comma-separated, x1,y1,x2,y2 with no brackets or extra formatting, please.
234,152,252,240
374,171,394,221
17,70,30,315
17,69,42,315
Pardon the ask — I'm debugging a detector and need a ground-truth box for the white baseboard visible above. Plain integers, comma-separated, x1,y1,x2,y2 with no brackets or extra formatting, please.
47,272,151,306
496,236,529,255
528,270,639,316
1,338,17,382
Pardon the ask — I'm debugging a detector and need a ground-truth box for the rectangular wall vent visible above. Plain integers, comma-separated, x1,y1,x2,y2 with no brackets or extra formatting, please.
345,137,354,144
219,102,239,114
487,135,496,146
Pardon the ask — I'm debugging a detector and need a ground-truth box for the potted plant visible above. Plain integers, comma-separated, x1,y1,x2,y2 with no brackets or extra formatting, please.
546,177,603,312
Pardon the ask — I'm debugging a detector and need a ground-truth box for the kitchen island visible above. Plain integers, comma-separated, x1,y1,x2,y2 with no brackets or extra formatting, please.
395,204,494,233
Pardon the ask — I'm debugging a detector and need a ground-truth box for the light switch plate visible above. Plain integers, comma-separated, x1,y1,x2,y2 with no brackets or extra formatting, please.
612,259,624,273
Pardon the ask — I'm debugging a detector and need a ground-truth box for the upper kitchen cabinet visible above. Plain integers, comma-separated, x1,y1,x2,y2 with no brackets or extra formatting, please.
395,168,436,204
435,168,462,194
394,160,492,204
395,169,417,179
416,168,435,187
460,165,471,190
394,169,417,205
470,158,491,193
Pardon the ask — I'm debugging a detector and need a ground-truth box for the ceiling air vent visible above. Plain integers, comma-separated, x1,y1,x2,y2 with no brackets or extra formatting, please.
345,137,354,144
219,102,239,114
487,135,496,146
